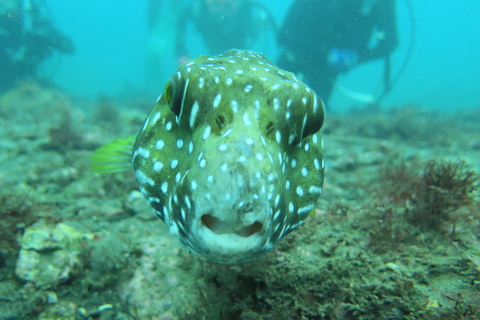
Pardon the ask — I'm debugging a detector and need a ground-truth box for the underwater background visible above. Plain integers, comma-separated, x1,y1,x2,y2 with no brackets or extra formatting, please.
1,0,480,319
48,0,480,110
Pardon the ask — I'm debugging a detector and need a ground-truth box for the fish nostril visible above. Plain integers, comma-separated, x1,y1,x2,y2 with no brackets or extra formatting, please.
201,214,262,237
215,114,226,128
265,121,275,135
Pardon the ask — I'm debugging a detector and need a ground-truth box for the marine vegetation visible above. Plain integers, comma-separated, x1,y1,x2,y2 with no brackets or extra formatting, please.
409,159,479,229
377,159,478,229
365,158,479,254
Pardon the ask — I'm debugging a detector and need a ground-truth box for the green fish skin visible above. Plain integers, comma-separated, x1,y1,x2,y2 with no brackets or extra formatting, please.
97,50,325,264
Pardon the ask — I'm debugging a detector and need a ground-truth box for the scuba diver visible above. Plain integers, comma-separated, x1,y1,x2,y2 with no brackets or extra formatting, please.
175,0,276,65
0,0,74,92
277,0,398,104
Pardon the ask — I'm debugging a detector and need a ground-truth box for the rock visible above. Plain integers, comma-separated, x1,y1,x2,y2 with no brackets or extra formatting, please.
15,222,94,289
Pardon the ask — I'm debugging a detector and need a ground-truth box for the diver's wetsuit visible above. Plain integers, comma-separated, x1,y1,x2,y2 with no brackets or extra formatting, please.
278,0,398,102
0,0,74,91
176,0,274,58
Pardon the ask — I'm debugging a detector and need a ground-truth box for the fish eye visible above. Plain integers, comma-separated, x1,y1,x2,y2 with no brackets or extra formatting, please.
265,121,275,135
164,81,182,116
164,82,172,104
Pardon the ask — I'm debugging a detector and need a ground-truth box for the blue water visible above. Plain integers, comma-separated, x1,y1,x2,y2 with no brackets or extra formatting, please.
49,0,480,111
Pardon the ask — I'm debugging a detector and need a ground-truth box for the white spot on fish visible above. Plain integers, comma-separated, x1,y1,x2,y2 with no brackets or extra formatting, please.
272,83,281,90
235,69,244,75
301,167,308,177
273,98,280,110
221,128,233,138
213,94,222,108
231,100,238,114
185,196,191,210
156,140,165,150
153,161,163,172
176,139,184,149
136,170,154,186
171,159,179,169
198,77,205,89
244,84,253,93
296,186,304,196
313,94,319,113
288,134,295,145
287,98,293,108
191,180,197,190
190,101,199,128
188,141,193,154
166,121,172,131
161,182,168,193
298,204,314,214
202,125,211,140
150,112,161,124
243,112,252,126
136,147,150,158
309,186,322,194
275,131,282,144
226,77,233,85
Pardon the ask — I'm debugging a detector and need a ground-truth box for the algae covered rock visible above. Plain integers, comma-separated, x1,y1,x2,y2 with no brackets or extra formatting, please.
15,222,94,289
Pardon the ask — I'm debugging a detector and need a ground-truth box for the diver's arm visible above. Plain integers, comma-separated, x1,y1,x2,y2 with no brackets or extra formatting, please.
359,0,398,63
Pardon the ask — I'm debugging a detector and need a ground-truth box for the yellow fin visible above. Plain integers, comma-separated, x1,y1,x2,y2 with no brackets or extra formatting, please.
90,136,136,173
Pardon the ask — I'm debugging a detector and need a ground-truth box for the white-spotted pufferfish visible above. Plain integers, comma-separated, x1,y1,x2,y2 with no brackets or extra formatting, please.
91,50,325,264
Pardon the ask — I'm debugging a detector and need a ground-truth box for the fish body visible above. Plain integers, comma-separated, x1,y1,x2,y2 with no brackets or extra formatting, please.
92,50,325,264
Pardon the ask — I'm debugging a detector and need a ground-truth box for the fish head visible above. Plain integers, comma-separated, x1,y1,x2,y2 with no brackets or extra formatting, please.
133,50,325,264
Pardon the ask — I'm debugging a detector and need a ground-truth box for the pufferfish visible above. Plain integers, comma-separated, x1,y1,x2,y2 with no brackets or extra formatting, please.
91,50,325,264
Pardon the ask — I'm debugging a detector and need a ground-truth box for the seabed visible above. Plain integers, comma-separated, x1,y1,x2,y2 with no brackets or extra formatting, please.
0,83,479,319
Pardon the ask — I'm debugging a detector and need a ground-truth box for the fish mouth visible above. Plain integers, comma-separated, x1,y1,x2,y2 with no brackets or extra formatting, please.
201,214,263,237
